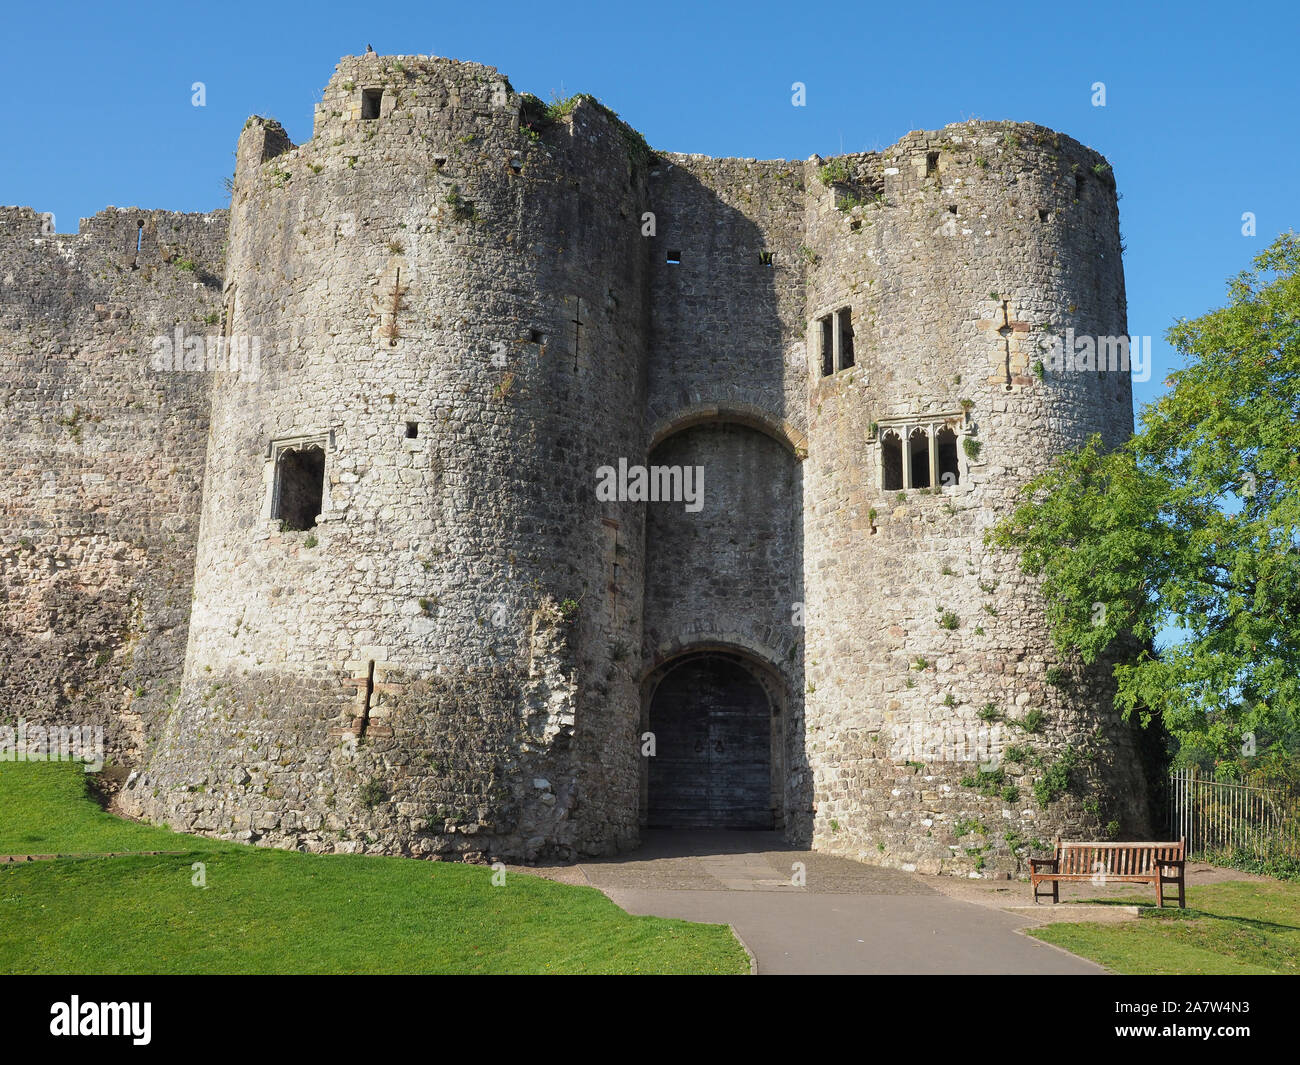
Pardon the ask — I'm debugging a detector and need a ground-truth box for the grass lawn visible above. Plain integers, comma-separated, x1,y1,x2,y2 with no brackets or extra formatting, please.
0,762,749,974
1029,881,1300,975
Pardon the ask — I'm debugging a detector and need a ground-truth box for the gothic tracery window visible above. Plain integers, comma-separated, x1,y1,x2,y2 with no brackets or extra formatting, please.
881,429,903,491
877,416,968,492
908,427,931,489
937,426,960,487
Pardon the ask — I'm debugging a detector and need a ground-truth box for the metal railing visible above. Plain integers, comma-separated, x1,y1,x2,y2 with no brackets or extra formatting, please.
1169,766,1300,861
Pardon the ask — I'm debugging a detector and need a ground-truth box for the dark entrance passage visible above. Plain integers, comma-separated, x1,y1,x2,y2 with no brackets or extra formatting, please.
647,656,773,829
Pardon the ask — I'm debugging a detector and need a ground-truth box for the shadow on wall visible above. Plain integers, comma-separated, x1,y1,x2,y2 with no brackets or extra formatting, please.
638,164,810,844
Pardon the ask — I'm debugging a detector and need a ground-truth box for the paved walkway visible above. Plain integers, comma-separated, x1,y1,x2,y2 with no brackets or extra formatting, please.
533,831,1107,975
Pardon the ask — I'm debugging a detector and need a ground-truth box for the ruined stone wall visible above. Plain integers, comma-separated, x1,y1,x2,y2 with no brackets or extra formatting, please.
0,205,225,771
800,121,1149,874
124,56,651,861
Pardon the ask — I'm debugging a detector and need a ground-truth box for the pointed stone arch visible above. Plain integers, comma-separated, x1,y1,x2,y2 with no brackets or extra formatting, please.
640,641,791,830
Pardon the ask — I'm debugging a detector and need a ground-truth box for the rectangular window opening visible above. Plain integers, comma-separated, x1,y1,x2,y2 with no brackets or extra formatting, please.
274,445,326,530
836,308,855,370
759,250,774,266
528,328,544,344
361,89,383,120
405,421,419,439
926,151,940,177
666,249,681,265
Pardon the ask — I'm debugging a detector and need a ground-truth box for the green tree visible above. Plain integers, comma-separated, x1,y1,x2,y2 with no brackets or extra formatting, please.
989,234,1300,772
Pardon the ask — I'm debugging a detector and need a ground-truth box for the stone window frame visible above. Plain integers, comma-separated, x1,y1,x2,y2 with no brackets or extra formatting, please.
360,88,384,120
263,432,337,527
811,305,855,378
875,412,970,492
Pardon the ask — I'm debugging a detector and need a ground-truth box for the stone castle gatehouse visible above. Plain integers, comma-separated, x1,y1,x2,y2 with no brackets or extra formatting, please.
0,53,1152,875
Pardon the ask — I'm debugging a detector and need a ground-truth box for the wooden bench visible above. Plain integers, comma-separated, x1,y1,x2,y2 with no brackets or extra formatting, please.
1030,838,1186,908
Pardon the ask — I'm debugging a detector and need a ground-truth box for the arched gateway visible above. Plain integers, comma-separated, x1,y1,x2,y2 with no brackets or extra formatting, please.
643,651,780,829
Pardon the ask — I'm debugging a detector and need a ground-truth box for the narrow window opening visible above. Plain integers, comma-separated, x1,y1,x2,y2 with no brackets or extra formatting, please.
568,296,584,373
275,446,325,530
926,151,940,177
881,430,903,491
361,89,383,120
353,659,375,740
388,266,401,347
666,249,681,265
136,220,144,253
1074,173,1085,201
819,315,834,377
1037,207,1050,222
405,421,419,439
937,426,960,487
836,307,854,369
909,428,931,489
759,250,774,266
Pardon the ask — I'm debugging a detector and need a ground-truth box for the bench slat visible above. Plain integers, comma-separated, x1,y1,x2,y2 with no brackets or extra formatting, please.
1034,874,1158,882
1051,840,1189,878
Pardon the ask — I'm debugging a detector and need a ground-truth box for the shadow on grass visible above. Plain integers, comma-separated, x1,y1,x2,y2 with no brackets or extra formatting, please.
1136,908,1300,933
1050,890,1300,934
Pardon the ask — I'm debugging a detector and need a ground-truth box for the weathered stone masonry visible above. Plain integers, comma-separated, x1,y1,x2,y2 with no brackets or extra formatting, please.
0,53,1151,874
0,205,223,771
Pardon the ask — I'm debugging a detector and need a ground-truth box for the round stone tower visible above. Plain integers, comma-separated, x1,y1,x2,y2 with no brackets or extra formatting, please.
799,121,1152,874
125,55,652,860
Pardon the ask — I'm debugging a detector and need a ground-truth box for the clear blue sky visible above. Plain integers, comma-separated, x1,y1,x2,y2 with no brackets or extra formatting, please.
4,0,1296,417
